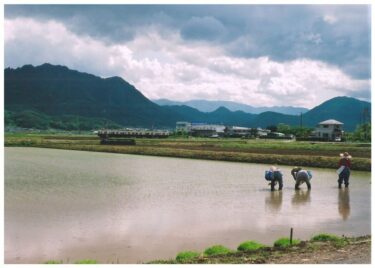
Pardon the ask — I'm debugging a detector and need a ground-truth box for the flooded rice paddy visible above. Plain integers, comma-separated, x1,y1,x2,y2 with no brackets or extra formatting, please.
5,147,371,264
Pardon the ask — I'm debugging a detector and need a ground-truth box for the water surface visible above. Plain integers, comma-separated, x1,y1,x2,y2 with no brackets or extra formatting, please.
5,147,371,263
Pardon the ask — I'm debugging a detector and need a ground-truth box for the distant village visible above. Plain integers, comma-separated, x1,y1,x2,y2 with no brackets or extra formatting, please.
97,119,345,143
175,119,344,141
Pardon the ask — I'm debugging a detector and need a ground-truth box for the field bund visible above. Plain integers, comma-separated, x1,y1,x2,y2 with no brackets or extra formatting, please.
5,134,371,171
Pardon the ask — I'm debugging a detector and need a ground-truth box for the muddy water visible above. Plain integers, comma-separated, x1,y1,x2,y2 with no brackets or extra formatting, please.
5,147,371,264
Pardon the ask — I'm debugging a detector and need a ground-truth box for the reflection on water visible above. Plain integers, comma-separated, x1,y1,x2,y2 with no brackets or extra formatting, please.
338,188,350,220
265,191,283,212
292,190,311,206
5,147,371,264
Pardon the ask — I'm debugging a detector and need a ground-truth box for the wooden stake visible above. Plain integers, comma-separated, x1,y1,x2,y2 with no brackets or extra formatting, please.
290,228,294,245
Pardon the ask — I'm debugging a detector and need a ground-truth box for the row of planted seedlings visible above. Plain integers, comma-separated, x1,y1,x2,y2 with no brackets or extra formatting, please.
174,233,347,263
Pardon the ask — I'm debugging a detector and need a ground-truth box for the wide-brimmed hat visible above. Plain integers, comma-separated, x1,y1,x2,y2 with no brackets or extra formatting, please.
340,152,352,159
270,166,277,171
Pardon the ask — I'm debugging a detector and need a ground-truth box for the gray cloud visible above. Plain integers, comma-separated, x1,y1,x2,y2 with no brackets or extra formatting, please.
5,5,370,79
4,16,370,108
4,4,371,107
181,16,226,41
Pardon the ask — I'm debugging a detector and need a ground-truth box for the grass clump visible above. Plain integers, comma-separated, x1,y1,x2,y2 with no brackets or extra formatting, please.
274,237,301,248
44,260,62,264
74,259,98,264
333,239,348,248
237,240,266,252
311,233,348,248
175,251,200,262
204,245,232,256
148,259,177,264
311,233,341,242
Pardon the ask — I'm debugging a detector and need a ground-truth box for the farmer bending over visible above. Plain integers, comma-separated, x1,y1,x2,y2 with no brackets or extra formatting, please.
270,166,283,191
291,167,312,190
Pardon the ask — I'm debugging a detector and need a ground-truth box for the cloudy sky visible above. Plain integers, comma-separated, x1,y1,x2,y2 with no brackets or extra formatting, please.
4,5,371,108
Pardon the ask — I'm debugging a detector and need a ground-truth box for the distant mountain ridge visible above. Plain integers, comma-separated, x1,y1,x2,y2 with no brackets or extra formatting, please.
4,64,370,131
165,105,257,126
153,99,309,115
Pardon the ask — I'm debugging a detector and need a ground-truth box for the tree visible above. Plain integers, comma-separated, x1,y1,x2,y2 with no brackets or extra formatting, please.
13,110,50,129
250,128,258,137
349,123,371,142
276,123,312,138
5,110,15,126
293,127,313,138
266,125,278,132
277,123,291,134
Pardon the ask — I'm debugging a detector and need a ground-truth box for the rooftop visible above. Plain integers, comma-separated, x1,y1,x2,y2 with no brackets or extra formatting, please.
318,119,344,125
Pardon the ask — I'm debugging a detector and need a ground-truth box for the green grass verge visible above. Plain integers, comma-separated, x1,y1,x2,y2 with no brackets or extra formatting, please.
237,240,266,252
311,233,341,242
44,260,62,264
274,237,301,248
204,245,232,256
74,259,98,264
175,251,200,262
311,233,348,248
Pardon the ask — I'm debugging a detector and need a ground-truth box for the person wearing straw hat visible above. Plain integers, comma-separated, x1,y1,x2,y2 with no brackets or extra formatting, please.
266,166,283,191
337,152,352,188
291,166,312,190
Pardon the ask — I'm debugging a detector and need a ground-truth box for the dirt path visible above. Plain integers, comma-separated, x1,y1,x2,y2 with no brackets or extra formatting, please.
268,238,371,264
154,236,371,264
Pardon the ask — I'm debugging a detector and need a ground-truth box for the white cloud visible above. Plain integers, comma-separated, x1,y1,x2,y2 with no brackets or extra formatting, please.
323,14,338,24
5,18,370,109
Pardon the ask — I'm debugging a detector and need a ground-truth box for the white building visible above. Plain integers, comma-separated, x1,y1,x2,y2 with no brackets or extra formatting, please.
313,119,344,141
176,122,225,137
268,132,285,138
224,126,253,137
190,123,225,137
257,128,271,137
176,121,192,133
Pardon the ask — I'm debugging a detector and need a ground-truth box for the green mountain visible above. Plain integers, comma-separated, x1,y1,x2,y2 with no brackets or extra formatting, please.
249,97,371,131
5,109,123,131
5,63,179,128
252,111,299,128
303,96,371,131
4,64,370,131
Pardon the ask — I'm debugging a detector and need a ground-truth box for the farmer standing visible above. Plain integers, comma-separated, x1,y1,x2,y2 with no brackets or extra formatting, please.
338,152,352,188
291,167,312,190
